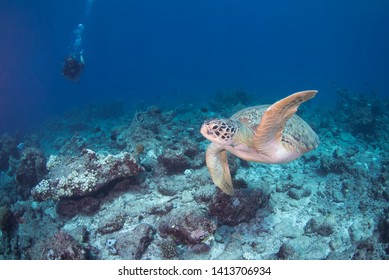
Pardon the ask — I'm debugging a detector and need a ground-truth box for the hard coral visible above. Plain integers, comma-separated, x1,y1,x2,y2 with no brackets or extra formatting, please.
159,239,178,259
32,149,144,201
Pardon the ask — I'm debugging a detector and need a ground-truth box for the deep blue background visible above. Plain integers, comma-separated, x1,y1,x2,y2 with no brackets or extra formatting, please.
1,0,389,133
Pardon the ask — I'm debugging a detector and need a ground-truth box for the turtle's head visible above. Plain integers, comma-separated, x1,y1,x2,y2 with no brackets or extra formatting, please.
200,118,239,145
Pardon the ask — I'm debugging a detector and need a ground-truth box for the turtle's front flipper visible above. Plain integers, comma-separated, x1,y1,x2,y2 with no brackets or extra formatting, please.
206,143,234,195
253,90,317,161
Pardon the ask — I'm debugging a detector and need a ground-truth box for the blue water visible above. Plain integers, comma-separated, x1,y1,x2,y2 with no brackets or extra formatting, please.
1,0,389,133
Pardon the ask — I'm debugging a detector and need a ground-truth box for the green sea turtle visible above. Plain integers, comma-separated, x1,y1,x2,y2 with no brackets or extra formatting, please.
200,90,319,195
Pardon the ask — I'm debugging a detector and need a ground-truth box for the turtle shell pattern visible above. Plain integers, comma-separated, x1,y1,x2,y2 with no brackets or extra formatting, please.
230,105,319,153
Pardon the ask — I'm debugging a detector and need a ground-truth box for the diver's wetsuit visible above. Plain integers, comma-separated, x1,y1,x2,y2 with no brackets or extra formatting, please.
62,53,84,81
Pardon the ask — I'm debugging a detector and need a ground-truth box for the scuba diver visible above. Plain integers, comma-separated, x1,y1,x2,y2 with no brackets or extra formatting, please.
62,50,85,81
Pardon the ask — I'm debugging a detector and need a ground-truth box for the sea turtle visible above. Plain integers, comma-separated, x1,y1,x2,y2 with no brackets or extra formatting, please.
200,90,319,195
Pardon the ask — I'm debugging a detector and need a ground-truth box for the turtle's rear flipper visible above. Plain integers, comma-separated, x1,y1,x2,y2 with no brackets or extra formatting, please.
253,90,317,160
206,143,234,195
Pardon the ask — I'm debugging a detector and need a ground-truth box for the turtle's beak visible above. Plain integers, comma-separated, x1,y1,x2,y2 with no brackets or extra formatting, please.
200,121,209,138
200,120,213,140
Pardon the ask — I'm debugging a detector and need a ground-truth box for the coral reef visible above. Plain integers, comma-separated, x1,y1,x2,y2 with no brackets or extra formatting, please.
0,205,15,233
113,223,156,259
209,189,268,226
209,90,254,112
304,217,335,237
31,149,144,201
159,238,178,259
158,207,217,245
56,197,101,218
335,89,389,140
42,231,87,260
0,134,19,172
15,148,47,198
158,149,191,175
98,215,126,234
378,209,389,244
1,90,389,260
